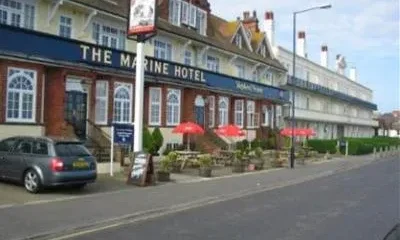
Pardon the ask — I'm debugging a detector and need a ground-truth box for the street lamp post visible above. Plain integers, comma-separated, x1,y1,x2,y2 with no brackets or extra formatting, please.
290,4,332,169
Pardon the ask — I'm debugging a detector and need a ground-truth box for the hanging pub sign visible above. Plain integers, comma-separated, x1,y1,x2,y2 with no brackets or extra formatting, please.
128,0,157,37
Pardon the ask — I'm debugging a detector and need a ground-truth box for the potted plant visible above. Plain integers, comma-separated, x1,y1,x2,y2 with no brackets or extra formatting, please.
157,156,172,182
232,150,247,173
168,151,181,173
252,147,265,170
198,154,213,177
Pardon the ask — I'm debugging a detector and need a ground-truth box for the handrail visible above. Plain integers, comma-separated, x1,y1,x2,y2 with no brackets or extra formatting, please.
86,119,111,139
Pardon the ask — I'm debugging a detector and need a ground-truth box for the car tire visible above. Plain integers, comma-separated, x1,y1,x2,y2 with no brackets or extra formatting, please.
24,169,42,194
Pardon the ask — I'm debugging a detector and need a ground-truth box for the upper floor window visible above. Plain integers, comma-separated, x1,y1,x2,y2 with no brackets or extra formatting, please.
218,96,229,126
169,0,207,36
154,40,172,60
0,0,35,29
207,55,219,72
236,64,245,79
247,100,256,128
184,50,192,66
208,96,215,127
235,35,242,49
92,22,125,50
59,16,72,38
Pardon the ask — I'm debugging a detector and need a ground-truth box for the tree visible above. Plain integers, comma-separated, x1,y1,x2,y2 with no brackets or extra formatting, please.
142,127,153,153
377,113,396,136
152,127,164,155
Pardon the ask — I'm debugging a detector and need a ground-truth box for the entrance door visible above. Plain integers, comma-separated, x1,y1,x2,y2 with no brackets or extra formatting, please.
194,95,205,127
337,125,345,139
65,91,87,140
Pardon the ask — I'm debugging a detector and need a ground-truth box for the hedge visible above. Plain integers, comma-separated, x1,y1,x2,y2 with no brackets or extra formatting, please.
346,137,400,155
307,139,337,154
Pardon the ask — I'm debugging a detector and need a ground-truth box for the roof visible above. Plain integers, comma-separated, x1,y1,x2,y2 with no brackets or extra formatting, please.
70,0,286,71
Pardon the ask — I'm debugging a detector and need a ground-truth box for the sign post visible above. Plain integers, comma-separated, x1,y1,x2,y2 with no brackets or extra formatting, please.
128,0,157,153
110,125,114,176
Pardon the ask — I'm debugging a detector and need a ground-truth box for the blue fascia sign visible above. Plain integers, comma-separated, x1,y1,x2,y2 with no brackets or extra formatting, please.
0,24,289,102
113,124,134,145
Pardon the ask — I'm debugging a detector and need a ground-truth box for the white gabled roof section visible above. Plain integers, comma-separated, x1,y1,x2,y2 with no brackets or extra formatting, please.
230,22,253,52
256,34,275,59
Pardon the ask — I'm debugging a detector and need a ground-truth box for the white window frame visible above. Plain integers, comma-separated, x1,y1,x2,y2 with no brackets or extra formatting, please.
154,39,172,61
246,100,256,128
180,0,189,25
113,82,132,124
166,88,181,126
149,87,162,126
236,64,245,79
262,105,270,127
169,0,181,26
189,4,197,27
6,67,37,123
207,55,220,72
95,81,109,125
92,21,125,50
59,15,72,38
208,96,215,127
184,50,192,66
0,0,35,29
218,96,229,127
235,35,242,49
196,8,207,36
234,100,244,128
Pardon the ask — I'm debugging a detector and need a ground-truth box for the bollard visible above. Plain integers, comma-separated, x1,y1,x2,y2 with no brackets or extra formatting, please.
345,141,349,157
379,147,383,158
373,147,377,159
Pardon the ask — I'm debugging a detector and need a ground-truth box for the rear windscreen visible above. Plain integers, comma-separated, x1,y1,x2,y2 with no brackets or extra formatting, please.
55,143,91,157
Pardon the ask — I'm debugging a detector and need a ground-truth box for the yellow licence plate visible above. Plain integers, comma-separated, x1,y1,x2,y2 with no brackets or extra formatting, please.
73,161,88,168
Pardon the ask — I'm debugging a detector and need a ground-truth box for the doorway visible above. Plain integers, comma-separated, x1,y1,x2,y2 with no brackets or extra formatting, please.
194,95,205,127
64,90,88,140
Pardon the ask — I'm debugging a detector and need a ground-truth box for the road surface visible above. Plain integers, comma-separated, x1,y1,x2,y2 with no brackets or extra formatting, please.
71,158,399,240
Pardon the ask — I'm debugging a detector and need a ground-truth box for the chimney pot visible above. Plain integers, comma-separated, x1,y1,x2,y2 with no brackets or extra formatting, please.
296,31,306,57
320,44,328,67
265,11,274,20
243,11,250,19
321,45,328,52
298,31,306,39
253,10,257,18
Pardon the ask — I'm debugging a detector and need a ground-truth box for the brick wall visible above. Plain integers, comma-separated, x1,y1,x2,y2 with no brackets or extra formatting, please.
45,68,65,136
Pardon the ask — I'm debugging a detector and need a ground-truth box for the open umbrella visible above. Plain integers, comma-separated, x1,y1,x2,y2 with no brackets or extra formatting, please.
172,122,204,150
215,124,245,150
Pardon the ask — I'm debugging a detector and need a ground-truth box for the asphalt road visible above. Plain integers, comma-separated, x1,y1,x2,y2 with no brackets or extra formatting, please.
71,158,399,240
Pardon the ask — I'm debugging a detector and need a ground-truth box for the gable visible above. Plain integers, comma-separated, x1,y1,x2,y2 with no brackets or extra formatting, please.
256,35,273,58
230,23,253,52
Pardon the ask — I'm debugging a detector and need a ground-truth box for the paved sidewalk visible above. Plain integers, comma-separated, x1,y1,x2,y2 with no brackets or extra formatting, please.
0,154,393,240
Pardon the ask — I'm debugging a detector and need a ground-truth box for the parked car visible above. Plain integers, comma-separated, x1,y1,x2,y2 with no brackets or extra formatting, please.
0,136,97,193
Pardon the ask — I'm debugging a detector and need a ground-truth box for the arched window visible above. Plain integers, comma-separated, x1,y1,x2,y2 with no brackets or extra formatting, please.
218,97,229,126
166,89,181,126
6,68,36,122
113,84,132,123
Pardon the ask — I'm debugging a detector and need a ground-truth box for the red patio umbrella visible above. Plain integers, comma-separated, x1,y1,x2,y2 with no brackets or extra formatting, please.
214,124,245,137
280,128,315,137
172,122,204,150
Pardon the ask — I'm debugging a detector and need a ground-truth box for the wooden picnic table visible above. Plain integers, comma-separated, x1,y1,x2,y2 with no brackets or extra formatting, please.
175,151,201,170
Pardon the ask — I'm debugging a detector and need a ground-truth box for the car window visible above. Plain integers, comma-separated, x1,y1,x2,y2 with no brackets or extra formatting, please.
55,143,91,157
32,141,49,155
0,138,18,152
14,140,33,154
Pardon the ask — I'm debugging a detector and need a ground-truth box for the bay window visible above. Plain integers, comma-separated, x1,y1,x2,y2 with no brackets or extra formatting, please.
95,81,108,124
149,87,162,126
6,67,36,123
234,100,244,127
0,0,35,29
218,96,229,126
166,89,181,126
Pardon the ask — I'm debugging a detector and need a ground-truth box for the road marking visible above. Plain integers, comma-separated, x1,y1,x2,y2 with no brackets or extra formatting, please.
0,204,14,209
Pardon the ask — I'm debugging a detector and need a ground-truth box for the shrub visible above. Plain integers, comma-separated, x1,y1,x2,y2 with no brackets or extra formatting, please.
250,139,261,150
152,127,164,155
307,140,337,154
198,154,212,168
142,127,153,154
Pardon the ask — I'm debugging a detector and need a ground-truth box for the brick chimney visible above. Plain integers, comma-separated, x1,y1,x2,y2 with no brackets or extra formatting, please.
320,45,328,68
297,31,307,58
242,10,260,33
264,11,274,47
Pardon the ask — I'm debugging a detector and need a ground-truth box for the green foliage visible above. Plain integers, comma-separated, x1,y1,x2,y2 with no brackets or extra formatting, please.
307,140,337,154
198,154,212,168
151,127,164,155
345,137,400,155
254,147,263,158
234,150,245,162
250,139,261,150
159,156,173,173
142,127,153,154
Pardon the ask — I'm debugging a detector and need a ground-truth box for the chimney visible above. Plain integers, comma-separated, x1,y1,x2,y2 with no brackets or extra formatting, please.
349,67,357,81
264,11,274,47
320,45,328,67
243,11,250,19
297,31,306,58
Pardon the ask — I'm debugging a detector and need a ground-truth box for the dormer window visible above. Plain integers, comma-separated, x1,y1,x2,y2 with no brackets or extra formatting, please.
235,35,242,49
169,0,207,36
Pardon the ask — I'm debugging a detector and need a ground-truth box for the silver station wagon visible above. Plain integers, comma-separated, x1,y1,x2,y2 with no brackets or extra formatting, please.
0,136,97,193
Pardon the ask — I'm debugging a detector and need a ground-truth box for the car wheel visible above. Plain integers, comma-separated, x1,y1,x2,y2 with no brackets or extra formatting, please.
24,169,41,194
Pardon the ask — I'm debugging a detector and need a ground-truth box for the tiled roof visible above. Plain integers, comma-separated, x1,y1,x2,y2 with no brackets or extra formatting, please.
70,0,286,71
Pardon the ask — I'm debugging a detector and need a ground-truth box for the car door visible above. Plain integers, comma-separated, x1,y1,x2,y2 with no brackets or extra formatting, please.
0,137,19,179
6,139,32,181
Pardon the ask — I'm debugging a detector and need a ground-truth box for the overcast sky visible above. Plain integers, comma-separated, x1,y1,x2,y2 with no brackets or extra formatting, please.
211,0,399,113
